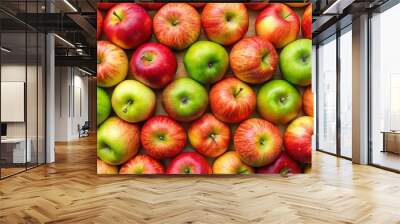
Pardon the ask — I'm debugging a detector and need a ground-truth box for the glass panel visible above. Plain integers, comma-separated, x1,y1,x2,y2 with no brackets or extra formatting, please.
371,4,400,171
317,36,337,154
339,27,352,158
38,32,45,165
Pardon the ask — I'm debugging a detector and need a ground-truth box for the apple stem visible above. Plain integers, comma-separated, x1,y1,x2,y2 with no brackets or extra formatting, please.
122,100,133,113
233,88,243,97
279,167,291,177
113,10,122,22
238,167,248,174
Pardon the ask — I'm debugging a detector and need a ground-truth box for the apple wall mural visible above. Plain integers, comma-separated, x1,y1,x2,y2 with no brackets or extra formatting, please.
97,2,313,175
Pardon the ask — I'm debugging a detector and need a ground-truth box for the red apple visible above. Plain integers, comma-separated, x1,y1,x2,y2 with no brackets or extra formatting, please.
256,152,301,174
97,10,103,39
141,115,186,160
301,4,312,39
201,3,249,46
153,3,201,50
119,155,165,174
137,3,165,10
209,77,256,123
230,36,278,84
246,3,268,10
97,41,128,87
104,3,152,49
256,3,300,48
98,3,117,10
188,113,230,158
213,151,254,174
167,152,212,174
283,116,313,164
234,118,282,167
303,86,313,116
130,42,177,89
97,159,118,174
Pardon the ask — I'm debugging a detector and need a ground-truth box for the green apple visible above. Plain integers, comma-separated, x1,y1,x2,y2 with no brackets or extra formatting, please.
183,41,229,85
257,80,301,125
97,87,111,126
97,116,141,165
279,39,312,86
162,77,208,122
111,80,156,123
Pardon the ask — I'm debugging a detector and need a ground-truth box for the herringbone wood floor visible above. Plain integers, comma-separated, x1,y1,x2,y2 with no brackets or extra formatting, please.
0,135,399,224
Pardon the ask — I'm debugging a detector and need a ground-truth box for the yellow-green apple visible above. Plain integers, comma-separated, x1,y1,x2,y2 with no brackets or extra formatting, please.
209,77,256,123
280,39,312,86
130,42,177,89
184,41,229,85
111,80,156,123
103,3,152,49
162,78,208,122
286,3,309,7
188,113,230,158
167,152,212,174
257,80,302,125
153,3,200,50
246,3,268,10
97,117,140,165
119,155,165,174
256,152,301,174
97,159,118,174
234,118,282,167
255,3,299,48
141,115,186,159
137,3,165,10
212,151,254,174
97,87,111,126
97,41,128,87
97,10,103,39
303,86,313,116
301,4,312,39
201,3,248,46
97,3,117,10
283,116,313,164
230,36,278,84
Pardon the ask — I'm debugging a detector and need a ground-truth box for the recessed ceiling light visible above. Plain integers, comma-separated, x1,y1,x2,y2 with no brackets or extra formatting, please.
63,0,78,12
1,47,11,53
54,34,75,48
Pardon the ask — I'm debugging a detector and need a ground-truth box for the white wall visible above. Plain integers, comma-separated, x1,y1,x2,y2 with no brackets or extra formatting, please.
55,67,89,141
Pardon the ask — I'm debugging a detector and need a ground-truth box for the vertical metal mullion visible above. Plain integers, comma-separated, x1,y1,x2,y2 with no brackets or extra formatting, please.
336,27,341,157
24,0,28,171
367,11,373,165
315,44,320,151
0,16,2,179
36,0,39,168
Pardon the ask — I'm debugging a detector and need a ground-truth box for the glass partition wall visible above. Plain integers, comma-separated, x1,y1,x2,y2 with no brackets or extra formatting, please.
0,1,46,179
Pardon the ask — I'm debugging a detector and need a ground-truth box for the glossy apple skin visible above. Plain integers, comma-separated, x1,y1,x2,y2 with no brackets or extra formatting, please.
302,4,312,39
97,41,128,87
97,10,103,39
98,3,117,10
280,39,312,86
130,42,177,89
153,3,201,50
97,117,140,165
256,152,301,174
303,86,313,116
141,115,186,159
184,41,229,84
201,3,248,46
97,87,111,126
213,151,254,174
162,78,208,122
104,3,152,49
167,152,212,174
137,3,165,10
188,113,230,158
246,3,268,10
97,159,118,174
111,80,156,123
255,3,300,48
230,36,278,84
119,155,165,174
257,80,302,125
234,118,282,167
283,116,313,164
210,77,256,123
